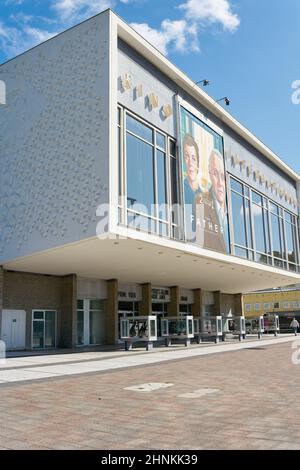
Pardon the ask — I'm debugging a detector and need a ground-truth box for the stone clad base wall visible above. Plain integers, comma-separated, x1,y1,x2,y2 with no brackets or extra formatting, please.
1,269,77,349
0,267,243,351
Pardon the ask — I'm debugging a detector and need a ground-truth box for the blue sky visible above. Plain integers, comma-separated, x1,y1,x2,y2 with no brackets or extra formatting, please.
1,0,300,173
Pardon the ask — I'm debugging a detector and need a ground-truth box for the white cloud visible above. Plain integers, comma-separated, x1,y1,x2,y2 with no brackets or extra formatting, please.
23,26,56,43
0,0,240,60
0,21,57,57
131,19,199,55
131,0,240,55
52,0,114,22
1,0,114,59
179,0,240,32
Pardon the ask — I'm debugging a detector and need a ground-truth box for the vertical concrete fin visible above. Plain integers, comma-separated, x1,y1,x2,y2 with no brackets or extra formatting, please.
139,283,152,316
106,279,118,344
168,286,180,317
61,274,77,348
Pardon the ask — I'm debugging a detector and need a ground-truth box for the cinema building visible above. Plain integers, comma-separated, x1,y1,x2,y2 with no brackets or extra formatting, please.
0,9,300,351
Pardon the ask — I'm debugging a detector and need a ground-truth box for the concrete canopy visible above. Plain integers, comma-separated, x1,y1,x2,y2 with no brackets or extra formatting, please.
3,233,300,294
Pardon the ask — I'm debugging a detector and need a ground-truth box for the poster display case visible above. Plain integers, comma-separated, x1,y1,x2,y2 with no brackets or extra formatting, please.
222,316,246,341
245,316,264,339
120,315,157,350
193,316,223,344
263,314,280,336
161,315,194,347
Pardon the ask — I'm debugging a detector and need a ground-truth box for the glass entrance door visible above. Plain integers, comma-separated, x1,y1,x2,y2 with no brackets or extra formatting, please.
32,311,56,349
76,300,106,346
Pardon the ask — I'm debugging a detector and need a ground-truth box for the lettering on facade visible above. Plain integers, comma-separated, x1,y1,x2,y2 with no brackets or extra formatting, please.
120,73,173,119
162,104,173,118
148,92,159,108
136,84,143,98
121,73,132,91
227,152,298,208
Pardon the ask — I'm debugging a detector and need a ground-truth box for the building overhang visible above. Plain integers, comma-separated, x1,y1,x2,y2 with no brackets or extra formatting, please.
3,230,300,294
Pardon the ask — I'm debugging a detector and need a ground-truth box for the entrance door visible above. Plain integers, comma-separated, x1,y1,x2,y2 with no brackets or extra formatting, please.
77,300,106,346
32,311,56,349
1,310,26,350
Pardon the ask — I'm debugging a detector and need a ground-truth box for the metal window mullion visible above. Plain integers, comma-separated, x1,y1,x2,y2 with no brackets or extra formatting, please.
245,196,252,255
175,96,185,242
295,217,300,266
227,177,235,255
166,138,172,238
230,184,238,254
153,131,158,232
265,200,271,257
248,190,255,256
267,205,275,267
261,202,268,256
279,213,285,262
170,147,180,235
122,108,127,225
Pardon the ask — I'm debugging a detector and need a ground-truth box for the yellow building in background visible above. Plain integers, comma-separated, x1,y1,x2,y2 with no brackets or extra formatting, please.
243,286,300,330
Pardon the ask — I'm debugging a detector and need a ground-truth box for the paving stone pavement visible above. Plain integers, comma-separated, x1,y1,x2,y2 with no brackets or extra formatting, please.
1,341,300,450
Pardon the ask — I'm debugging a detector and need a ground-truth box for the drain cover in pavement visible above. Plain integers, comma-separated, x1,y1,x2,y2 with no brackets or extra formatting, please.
178,388,219,399
124,382,174,392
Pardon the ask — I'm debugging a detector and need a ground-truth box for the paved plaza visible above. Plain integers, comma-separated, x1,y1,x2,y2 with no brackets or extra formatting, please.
1,337,300,450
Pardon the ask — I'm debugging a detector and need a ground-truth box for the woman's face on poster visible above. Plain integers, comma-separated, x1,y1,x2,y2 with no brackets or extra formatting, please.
184,144,199,184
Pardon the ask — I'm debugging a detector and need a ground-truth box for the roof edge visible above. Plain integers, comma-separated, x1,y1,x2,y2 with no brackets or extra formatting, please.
113,11,300,184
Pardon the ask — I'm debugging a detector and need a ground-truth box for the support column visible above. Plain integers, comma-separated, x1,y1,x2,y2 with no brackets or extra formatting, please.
234,293,243,316
213,291,222,316
192,289,202,317
60,274,77,348
168,286,179,317
139,283,152,315
106,279,118,345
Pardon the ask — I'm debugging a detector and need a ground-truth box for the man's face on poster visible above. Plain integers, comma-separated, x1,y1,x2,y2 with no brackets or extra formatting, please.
209,152,226,207
184,144,199,186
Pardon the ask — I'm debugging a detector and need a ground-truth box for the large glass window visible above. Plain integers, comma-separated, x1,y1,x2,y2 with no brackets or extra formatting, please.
118,107,179,238
229,176,299,272
156,149,168,220
231,191,247,247
284,211,298,268
126,132,155,213
252,192,270,264
230,178,253,259
269,202,286,267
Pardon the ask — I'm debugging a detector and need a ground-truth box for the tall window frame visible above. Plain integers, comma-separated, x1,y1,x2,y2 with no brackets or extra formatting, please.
229,175,300,272
118,105,180,239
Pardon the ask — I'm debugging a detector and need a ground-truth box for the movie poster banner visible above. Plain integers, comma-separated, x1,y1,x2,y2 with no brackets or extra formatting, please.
180,106,229,254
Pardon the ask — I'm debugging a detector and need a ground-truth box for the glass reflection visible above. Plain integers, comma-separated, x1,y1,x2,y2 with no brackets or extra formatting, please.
126,133,155,213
